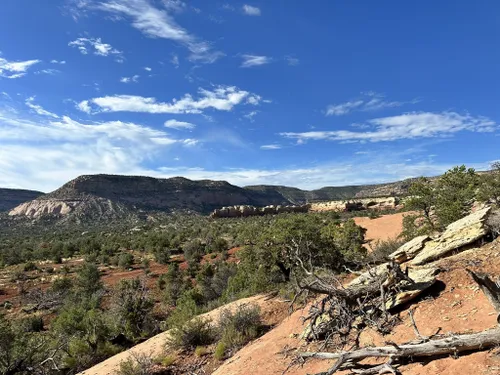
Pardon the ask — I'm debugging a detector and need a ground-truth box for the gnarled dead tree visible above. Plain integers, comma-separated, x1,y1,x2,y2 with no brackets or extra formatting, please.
295,260,414,346
295,268,500,375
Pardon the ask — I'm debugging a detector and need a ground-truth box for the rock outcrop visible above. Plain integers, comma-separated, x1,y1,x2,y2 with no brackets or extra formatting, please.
0,188,44,211
348,262,440,309
310,197,399,212
389,235,432,263
210,204,310,218
411,206,491,266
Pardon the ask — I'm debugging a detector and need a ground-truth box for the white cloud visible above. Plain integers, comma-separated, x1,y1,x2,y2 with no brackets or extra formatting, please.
35,68,60,75
281,112,497,143
326,92,417,116
0,106,197,191
241,54,272,68
285,56,299,66
164,119,195,129
25,97,60,119
163,0,186,12
260,144,281,150
171,54,180,67
79,85,263,114
243,4,261,16
68,37,124,61
77,100,92,113
81,0,223,63
144,66,152,71
326,100,364,116
0,55,41,79
244,110,258,121
120,75,140,83
50,60,66,64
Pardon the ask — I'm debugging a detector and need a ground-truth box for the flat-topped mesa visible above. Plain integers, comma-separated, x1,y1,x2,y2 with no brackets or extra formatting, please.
210,204,311,218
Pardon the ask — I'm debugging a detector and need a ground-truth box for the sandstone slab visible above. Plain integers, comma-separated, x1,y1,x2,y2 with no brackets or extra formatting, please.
411,207,491,266
389,235,431,263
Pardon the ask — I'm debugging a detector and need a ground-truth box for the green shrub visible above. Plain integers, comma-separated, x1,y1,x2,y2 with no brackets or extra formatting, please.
167,317,216,351
20,315,44,332
195,345,209,357
217,304,262,351
117,353,154,375
118,253,135,270
23,261,37,272
214,341,226,360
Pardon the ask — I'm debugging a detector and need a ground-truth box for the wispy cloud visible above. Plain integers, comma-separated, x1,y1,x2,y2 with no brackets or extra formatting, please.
68,37,124,61
243,4,261,16
76,0,223,64
170,54,180,68
244,110,258,121
282,112,497,143
164,119,195,129
326,100,364,116
0,104,197,191
0,55,41,79
326,92,417,116
35,68,60,75
120,75,140,83
25,97,60,119
79,85,263,114
260,144,281,150
285,56,299,66
50,60,66,64
240,54,272,68
144,66,152,71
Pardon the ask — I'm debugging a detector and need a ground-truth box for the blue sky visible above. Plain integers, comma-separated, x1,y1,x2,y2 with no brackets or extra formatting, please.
1,0,499,192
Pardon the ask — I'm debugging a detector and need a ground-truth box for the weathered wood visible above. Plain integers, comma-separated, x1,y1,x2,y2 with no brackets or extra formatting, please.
299,328,500,362
466,269,500,315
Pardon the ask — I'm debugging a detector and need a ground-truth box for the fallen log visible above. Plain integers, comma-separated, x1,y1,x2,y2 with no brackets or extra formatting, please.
296,268,500,374
299,327,500,361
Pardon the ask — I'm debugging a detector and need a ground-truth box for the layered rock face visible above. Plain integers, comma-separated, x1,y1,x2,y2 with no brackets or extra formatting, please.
0,188,44,211
210,204,310,218
310,197,400,212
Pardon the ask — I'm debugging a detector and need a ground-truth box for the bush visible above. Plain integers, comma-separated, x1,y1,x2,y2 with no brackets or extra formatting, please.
368,238,406,263
118,253,135,270
23,261,37,272
112,278,155,340
214,341,226,360
20,315,44,332
117,353,154,375
195,345,209,357
217,304,262,352
76,262,103,296
167,317,216,351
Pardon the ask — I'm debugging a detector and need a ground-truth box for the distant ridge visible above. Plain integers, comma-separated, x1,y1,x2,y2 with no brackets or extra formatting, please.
0,188,44,211
6,174,415,223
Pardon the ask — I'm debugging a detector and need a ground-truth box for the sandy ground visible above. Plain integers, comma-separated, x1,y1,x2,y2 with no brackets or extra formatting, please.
354,211,409,243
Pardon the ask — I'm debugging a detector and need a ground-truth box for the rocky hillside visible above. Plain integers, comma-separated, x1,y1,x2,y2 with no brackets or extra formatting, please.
0,188,44,211
8,175,291,220
6,174,415,222
246,179,414,203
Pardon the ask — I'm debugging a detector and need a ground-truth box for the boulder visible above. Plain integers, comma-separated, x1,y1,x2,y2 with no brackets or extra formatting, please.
389,235,431,263
411,206,491,266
